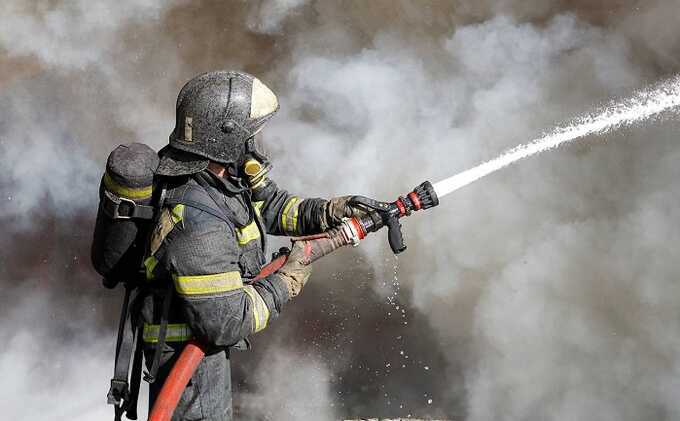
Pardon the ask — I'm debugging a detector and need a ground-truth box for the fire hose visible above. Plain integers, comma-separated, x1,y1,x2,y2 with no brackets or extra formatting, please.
148,181,439,421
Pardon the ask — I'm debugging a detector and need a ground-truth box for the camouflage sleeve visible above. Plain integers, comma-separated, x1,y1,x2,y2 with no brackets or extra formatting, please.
251,178,328,236
160,204,290,349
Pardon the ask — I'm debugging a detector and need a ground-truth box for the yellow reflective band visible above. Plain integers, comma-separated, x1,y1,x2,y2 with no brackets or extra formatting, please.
236,221,261,245
173,271,243,296
171,204,184,224
144,256,158,281
281,196,300,235
142,323,193,343
103,172,152,200
253,201,264,218
243,285,270,333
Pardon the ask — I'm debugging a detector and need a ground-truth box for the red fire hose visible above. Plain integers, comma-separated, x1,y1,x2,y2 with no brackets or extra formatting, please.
147,255,288,421
148,181,439,421
147,340,205,421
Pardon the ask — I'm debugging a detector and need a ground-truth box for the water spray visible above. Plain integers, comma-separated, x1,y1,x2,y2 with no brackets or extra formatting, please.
149,75,680,421
433,75,680,198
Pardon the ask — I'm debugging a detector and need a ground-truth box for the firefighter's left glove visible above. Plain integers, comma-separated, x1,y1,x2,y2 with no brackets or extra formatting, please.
277,241,313,298
322,196,371,230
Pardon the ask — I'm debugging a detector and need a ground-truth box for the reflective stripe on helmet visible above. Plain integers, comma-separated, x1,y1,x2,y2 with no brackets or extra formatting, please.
243,285,270,333
172,271,243,296
236,221,260,245
103,172,152,200
281,196,300,235
184,116,193,142
143,323,193,343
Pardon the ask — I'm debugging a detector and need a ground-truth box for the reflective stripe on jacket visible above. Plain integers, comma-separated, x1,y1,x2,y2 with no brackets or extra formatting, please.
141,171,327,348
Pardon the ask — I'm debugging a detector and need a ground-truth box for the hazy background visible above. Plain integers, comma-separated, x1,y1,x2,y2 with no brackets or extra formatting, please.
1,1,680,420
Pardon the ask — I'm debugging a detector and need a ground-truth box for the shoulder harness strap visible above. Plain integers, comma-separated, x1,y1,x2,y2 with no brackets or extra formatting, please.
164,179,237,228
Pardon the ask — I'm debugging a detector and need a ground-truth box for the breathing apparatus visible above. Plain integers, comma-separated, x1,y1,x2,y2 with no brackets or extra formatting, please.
242,155,271,190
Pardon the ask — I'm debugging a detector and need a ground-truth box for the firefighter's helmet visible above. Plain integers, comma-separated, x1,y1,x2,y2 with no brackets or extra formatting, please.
157,70,279,176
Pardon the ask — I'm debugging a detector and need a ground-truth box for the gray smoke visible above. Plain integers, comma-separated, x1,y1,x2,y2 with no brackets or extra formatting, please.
2,1,680,420
246,0,307,34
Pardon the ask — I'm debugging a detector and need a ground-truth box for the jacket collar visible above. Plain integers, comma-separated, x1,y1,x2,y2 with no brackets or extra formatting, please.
198,169,249,195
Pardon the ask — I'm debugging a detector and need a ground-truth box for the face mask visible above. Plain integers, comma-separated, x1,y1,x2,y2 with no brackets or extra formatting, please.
240,135,272,188
244,133,271,166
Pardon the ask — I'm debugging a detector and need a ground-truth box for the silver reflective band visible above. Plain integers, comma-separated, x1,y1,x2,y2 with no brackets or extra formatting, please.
243,285,270,333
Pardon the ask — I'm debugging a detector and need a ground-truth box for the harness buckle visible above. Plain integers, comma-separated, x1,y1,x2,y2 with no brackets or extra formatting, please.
107,378,130,406
103,190,138,220
143,371,156,384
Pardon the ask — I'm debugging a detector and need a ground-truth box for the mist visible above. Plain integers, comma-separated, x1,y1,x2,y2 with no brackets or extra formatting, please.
2,1,680,420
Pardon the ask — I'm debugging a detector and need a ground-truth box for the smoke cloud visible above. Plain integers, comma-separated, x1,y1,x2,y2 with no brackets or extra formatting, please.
2,0,680,420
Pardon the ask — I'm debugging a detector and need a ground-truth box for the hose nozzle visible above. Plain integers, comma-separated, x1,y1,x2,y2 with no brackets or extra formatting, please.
345,180,440,254
411,180,439,210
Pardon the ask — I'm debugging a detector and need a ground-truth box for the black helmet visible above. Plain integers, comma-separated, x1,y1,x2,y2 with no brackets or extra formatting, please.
157,70,279,176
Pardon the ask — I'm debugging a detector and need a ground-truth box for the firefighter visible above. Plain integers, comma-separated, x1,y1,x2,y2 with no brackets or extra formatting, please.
141,70,368,420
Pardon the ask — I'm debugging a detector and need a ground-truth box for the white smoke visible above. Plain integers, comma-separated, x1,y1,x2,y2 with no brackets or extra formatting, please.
0,80,100,224
236,347,336,419
3,1,680,420
0,1,175,420
0,0,184,225
0,287,149,420
0,1,174,69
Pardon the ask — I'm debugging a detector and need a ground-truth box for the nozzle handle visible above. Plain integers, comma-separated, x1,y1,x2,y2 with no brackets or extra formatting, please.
385,216,406,254
343,181,439,255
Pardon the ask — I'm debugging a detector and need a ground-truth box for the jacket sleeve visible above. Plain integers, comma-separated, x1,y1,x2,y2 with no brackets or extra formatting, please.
161,204,290,349
251,178,328,236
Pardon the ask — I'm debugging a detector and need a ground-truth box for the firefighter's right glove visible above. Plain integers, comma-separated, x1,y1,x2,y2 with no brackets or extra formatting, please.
277,241,313,298
322,196,371,230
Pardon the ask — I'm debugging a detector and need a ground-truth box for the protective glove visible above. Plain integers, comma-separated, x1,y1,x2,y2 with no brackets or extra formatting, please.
277,241,313,298
322,195,371,230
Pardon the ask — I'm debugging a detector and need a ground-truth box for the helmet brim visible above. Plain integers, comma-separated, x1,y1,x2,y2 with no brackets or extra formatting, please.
156,145,210,176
